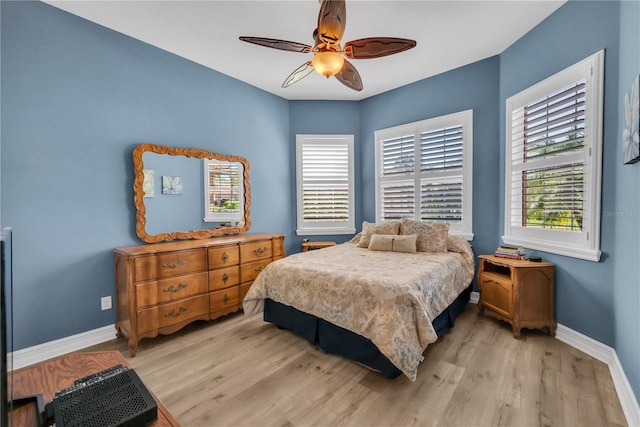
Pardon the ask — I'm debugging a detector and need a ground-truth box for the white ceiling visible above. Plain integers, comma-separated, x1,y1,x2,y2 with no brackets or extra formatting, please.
44,0,566,101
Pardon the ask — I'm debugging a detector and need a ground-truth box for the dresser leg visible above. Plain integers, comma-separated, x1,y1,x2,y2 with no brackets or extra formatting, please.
128,339,138,357
513,327,521,339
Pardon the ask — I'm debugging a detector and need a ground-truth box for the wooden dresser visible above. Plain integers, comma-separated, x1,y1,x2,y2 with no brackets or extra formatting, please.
114,233,285,356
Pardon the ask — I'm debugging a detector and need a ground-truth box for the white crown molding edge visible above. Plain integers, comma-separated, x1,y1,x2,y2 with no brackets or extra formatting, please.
9,315,640,427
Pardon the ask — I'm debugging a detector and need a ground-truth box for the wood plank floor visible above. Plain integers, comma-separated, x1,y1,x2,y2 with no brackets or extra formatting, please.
86,304,627,427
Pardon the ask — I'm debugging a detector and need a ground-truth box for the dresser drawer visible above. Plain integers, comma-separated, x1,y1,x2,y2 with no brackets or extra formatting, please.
272,237,285,258
133,255,157,282
136,272,208,308
240,240,272,262
156,249,206,278
479,277,513,318
240,259,271,283
208,245,240,268
210,287,240,313
209,266,240,291
137,294,209,334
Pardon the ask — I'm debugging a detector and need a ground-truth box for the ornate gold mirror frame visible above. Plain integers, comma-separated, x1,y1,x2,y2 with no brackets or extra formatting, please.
133,143,251,242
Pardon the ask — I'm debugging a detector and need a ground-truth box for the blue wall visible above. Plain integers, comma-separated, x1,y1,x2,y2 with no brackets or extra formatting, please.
615,0,640,402
500,0,619,343
288,101,361,248
1,1,291,349
500,0,639,400
360,57,501,263
1,0,637,404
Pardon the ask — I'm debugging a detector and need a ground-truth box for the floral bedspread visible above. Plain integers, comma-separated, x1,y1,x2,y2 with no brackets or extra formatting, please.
242,237,474,381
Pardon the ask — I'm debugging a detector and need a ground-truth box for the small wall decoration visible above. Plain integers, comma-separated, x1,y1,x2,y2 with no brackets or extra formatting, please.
162,176,183,195
142,169,154,198
623,74,639,164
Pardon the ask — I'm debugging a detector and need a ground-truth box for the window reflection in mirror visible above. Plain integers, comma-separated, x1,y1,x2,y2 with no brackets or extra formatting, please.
203,159,245,225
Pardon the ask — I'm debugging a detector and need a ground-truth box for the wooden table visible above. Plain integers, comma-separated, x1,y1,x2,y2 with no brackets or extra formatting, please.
301,240,336,252
10,350,180,426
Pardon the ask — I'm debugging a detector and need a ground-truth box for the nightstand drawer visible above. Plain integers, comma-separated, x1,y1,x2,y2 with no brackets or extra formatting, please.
479,278,512,318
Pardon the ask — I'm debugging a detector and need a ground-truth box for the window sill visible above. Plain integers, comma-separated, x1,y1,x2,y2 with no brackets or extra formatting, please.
297,227,356,236
502,235,601,262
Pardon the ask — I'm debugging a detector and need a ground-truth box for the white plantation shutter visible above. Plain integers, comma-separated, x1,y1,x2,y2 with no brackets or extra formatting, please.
296,135,355,235
381,181,415,218
421,180,463,222
382,134,415,176
509,81,586,232
375,110,473,238
504,50,604,261
420,125,464,171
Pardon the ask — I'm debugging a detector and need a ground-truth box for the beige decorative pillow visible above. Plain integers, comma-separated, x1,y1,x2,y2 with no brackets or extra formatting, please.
368,234,417,253
357,221,400,248
399,219,450,253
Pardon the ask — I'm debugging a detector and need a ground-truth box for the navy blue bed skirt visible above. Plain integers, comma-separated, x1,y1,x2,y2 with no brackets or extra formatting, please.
263,285,471,379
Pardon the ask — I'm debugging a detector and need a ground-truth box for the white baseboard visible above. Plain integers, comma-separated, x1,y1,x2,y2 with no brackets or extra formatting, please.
10,316,640,427
556,324,640,427
9,324,117,371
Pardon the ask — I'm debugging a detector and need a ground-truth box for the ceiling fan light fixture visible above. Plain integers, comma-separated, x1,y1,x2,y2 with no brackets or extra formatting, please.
311,51,344,78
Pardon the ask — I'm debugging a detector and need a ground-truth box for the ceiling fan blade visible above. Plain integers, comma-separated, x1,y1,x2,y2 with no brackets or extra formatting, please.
317,0,346,45
282,62,314,88
343,37,417,59
335,59,362,91
239,36,312,53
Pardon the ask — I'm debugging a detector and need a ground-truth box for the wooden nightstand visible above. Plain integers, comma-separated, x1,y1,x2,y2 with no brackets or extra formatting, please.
301,241,336,252
477,255,556,338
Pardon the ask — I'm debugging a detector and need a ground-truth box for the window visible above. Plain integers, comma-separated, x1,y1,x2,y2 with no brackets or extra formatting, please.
203,159,245,224
503,50,604,262
296,135,355,235
375,110,473,239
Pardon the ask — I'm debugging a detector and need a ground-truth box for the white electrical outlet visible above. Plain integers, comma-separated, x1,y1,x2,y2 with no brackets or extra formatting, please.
101,296,112,311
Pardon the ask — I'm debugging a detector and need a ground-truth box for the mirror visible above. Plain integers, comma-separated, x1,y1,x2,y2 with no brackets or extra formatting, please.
133,143,251,243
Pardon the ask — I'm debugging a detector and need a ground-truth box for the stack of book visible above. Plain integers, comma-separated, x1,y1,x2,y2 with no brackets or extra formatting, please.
494,245,525,259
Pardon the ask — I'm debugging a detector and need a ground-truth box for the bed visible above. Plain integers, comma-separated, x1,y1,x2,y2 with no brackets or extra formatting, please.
242,222,475,381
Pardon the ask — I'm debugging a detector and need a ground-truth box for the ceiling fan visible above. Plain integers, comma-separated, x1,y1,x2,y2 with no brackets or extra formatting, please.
239,0,416,92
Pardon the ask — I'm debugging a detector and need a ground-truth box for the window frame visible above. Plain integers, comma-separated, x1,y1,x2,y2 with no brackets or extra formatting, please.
374,110,474,240
296,134,356,236
202,158,245,224
503,50,604,262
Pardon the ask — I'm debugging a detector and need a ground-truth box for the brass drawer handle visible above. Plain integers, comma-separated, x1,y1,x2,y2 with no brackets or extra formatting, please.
164,307,188,317
163,283,187,293
223,294,230,305
221,252,229,263
254,266,264,273
162,259,186,269
222,273,229,284
253,247,268,255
